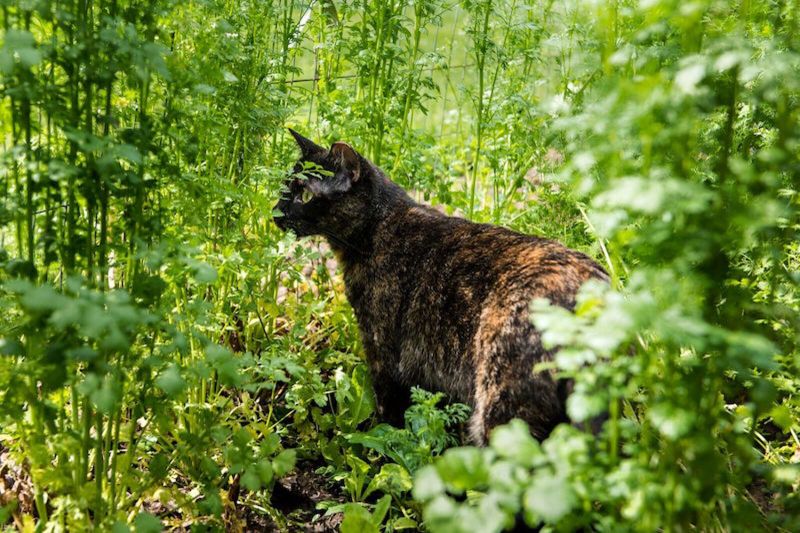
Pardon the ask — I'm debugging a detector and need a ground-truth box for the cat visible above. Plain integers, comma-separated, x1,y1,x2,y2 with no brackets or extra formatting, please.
274,129,608,443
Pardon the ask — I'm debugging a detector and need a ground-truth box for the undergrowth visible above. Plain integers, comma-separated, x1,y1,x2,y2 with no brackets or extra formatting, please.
1,0,799,531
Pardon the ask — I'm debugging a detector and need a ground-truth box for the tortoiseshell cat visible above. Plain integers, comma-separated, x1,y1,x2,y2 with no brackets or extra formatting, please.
274,130,608,443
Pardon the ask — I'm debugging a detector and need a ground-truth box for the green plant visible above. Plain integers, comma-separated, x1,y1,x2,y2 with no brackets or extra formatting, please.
349,388,470,473
2,0,799,530
323,388,467,531
414,1,800,531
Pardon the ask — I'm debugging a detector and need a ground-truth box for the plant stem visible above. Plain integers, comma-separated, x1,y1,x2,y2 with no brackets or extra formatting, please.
468,0,493,217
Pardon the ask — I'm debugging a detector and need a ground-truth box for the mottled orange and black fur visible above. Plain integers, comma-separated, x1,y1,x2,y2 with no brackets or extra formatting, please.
275,130,608,443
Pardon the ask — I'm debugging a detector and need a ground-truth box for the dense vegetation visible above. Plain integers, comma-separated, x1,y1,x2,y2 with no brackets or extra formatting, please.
1,0,799,530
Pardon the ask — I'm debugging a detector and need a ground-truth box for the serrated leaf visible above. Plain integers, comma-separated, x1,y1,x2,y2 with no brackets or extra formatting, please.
272,449,296,477
241,467,261,491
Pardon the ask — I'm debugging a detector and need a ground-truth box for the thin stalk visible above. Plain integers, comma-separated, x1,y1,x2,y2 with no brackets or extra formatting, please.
485,0,517,213
391,2,425,172
99,0,117,290
94,409,104,520
64,0,82,273
108,404,122,511
399,4,424,139
356,0,369,101
126,73,150,287
439,5,462,137
83,0,96,281
468,0,493,217
80,397,92,481
22,10,35,267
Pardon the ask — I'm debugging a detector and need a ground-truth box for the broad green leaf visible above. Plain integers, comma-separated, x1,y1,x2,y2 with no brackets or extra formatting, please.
523,471,576,524
434,447,489,494
340,504,379,533
413,465,445,501
489,419,541,466
133,512,162,533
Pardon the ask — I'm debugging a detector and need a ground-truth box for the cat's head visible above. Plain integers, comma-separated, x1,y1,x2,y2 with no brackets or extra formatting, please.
274,129,372,239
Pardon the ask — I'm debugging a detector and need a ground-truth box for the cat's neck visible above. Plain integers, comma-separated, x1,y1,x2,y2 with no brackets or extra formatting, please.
326,171,416,264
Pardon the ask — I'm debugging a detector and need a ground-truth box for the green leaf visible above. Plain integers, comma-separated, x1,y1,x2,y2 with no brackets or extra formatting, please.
272,449,296,477
341,504,379,533
204,344,243,386
413,465,445,501
111,521,130,533
769,405,794,432
155,364,187,397
260,432,281,455
255,459,273,484
149,453,169,481
422,495,461,533
0,49,13,74
133,512,162,533
523,471,576,524
674,61,705,94
193,83,216,94
49,300,83,329
489,419,542,466
17,47,42,68
241,467,261,491
372,494,392,525
434,447,489,494
1,30,41,70
193,262,218,284
20,284,65,312
199,491,223,515
771,464,800,485
113,144,143,165
366,463,413,499
392,517,418,530
566,392,606,423
0,338,23,356
648,403,693,440
91,375,121,414
0,502,18,525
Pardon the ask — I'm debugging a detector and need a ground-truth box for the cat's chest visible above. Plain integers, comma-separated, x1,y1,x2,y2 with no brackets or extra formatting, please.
342,257,408,345
344,259,400,315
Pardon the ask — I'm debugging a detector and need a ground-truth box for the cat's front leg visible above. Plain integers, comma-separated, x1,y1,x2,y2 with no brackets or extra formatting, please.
370,367,411,427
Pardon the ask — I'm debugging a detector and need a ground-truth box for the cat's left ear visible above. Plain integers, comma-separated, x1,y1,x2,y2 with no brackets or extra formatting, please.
330,142,361,183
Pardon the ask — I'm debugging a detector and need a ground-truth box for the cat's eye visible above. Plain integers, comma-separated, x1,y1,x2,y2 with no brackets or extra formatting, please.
300,187,314,204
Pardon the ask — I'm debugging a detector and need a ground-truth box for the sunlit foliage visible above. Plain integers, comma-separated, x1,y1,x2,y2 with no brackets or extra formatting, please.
1,0,798,530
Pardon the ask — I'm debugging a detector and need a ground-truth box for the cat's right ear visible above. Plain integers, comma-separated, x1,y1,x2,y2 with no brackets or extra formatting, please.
288,128,325,159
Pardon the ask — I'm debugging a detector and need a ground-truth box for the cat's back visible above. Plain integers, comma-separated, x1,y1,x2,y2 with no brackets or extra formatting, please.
380,204,606,303
353,204,606,404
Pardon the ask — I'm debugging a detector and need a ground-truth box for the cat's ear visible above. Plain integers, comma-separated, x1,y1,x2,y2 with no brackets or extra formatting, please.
288,128,325,159
329,142,361,183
